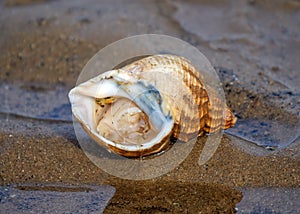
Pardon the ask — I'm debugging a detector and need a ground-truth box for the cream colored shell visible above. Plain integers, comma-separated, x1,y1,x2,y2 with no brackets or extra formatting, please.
69,55,237,157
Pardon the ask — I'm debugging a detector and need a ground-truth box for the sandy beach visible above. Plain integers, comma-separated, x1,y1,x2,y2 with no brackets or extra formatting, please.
0,0,299,213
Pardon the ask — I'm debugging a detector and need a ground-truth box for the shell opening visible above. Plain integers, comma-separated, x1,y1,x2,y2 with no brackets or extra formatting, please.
69,72,174,155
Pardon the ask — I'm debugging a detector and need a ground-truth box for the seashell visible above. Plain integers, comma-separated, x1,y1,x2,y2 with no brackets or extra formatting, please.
69,54,237,157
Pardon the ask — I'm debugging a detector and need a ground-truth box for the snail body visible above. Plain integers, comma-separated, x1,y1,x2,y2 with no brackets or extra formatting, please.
69,55,236,157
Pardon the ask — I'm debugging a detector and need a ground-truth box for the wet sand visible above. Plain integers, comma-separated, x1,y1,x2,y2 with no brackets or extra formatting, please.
0,0,299,213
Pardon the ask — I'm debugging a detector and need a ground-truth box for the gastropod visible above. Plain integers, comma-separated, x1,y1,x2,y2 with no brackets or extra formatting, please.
69,55,237,157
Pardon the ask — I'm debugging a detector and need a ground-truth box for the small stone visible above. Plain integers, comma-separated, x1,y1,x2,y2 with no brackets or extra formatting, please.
59,34,66,40
39,61,45,67
30,43,36,50
78,16,91,24
173,202,180,207
36,17,47,26
17,52,23,60
271,66,279,71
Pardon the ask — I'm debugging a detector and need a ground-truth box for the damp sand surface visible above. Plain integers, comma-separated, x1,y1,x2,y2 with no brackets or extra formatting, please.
0,0,299,213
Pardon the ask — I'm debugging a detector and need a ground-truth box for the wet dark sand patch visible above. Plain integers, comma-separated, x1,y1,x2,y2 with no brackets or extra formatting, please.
0,184,115,213
4,0,55,7
104,181,242,214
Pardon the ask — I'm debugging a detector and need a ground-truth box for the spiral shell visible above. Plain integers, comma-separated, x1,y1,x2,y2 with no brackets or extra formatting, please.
69,55,237,157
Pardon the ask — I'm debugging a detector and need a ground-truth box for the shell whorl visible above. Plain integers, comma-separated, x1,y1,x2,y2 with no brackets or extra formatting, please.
121,54,237,141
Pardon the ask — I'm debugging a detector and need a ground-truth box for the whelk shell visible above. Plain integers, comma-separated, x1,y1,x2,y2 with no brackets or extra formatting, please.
69,54,237,157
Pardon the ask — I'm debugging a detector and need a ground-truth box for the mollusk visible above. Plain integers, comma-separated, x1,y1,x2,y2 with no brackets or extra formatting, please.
69,55,237,157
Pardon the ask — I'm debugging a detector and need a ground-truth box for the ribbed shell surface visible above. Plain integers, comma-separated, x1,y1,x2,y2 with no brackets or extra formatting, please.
120,55,236,142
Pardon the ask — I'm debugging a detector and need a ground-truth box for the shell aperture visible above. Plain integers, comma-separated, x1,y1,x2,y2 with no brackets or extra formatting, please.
69,66,174,157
